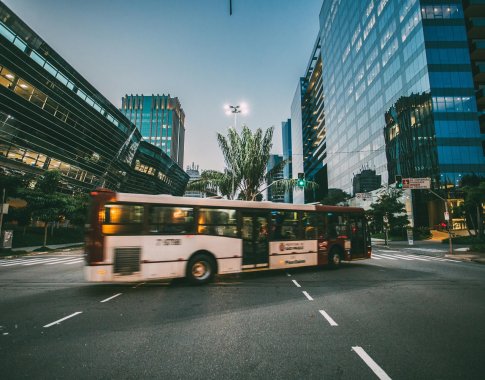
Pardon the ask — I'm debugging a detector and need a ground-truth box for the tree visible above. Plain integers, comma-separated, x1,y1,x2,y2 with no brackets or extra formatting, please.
366,189,409,235
460,175,485,238
187,169,235,199
320,188,351,206
188,125,317,201
17,170,76,247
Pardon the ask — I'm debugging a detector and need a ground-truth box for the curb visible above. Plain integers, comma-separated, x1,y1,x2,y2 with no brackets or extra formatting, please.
445,254,485,264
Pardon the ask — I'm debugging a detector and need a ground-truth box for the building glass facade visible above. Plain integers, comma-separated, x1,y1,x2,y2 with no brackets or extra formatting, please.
121,94,185,167
281,118,293,203
318,0,484,195
0,2,188,195
291,82,305,204
267,154,285,202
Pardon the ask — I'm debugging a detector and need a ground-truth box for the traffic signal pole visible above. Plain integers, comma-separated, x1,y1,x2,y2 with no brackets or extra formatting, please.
428,189,453,255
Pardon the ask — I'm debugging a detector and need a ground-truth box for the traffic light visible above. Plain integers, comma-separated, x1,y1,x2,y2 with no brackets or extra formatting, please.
395,175,403,189
297,172,306,188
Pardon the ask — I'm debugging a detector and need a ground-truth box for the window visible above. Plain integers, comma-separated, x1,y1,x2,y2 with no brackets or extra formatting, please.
198,208,237,237
101,204,144,235
271,211,300,240
150,206,194,234
14,79,33,100
0,23,15,42
30,88,47,108
302,212,325,239
0,67,15,89
327,213,349,239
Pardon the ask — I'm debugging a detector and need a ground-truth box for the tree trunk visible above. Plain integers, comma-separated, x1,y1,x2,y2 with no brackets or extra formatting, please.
478,206,484,238
43,223,48,247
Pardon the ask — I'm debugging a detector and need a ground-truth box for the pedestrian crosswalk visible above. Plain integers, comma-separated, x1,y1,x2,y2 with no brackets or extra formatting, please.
372,249,459,263
0,256,84,267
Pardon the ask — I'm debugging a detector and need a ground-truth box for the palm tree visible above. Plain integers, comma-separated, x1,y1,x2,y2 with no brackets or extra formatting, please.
187,125,317,201
187,169,236,199
221,125,318,200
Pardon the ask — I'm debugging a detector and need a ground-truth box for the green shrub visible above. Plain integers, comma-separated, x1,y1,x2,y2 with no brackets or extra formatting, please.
4,224,84,248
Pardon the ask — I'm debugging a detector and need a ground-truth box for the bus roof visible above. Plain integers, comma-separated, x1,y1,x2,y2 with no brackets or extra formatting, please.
102,191,364,213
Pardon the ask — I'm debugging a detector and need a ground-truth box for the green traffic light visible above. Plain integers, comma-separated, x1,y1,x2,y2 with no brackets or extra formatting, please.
297,179,305,187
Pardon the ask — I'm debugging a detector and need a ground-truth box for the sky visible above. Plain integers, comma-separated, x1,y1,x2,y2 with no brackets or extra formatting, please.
3,0,322,172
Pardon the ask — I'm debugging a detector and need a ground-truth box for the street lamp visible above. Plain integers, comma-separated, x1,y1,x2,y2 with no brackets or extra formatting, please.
224,103,248,129
223,103,248,199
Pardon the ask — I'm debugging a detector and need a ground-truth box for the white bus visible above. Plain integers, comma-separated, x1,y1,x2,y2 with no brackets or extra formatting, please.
85,189,371,284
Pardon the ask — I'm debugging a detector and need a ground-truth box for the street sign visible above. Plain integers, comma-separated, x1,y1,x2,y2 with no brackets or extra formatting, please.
356,192,372,201
407,229,414,245
444,211,449,221
401,177,431,189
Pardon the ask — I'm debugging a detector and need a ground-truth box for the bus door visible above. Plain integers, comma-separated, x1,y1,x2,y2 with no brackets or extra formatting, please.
349,215,366,259
241,211,269,268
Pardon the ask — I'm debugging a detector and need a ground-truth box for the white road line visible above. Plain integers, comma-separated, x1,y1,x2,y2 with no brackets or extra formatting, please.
45,258,80,265
43,311,83,328
396,254,431,262
371,256,383,260
23,257,69,266
319,309,338,326
286,272,291,277
372,254,397,260
352,346,392,380
132,282,145,288
100,293,122,303
377,250,399,253
63,259,84,265
292,279,301,288
378,253,414,261
302,291,313,301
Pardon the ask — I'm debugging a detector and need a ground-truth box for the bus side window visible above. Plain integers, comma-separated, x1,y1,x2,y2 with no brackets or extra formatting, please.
198,208,237,237
102,204,144,235
270,211,300,240
149,206,194,234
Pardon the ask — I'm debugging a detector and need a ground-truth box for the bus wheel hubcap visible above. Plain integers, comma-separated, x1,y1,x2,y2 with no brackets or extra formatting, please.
192,262,208,278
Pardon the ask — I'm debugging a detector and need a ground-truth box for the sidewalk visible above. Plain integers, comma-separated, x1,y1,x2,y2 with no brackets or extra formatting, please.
1,243,84,258
372,232,485,264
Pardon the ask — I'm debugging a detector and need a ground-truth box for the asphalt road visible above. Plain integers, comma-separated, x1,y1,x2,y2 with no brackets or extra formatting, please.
0,246,484,380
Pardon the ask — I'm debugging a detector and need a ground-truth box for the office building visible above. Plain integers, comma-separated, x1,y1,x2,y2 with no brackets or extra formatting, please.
0,2,188,195
121,94,185,167
316,0,485,226
184,162,205,198
267,154,285,202
291,82,305,204
281,118,293,203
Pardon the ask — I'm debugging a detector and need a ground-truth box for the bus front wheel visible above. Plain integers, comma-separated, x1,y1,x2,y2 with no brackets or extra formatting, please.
187,254,215,285
328,249,342,269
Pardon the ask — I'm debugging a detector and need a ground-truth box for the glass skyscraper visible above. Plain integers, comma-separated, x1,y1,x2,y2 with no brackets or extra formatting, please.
319,0,484,194
121,94,185,167
306,0,485,226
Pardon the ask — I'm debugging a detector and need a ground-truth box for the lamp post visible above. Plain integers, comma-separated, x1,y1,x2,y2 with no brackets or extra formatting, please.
224,103,248,198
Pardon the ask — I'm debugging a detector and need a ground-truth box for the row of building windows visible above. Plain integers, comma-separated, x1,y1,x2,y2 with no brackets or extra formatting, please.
421,4,462,20
432,96,476,113
0,142,100,185
0,65,108,166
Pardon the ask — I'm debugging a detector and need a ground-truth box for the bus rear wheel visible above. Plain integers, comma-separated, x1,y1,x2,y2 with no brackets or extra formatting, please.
187,254,215,285
328,249,342,269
